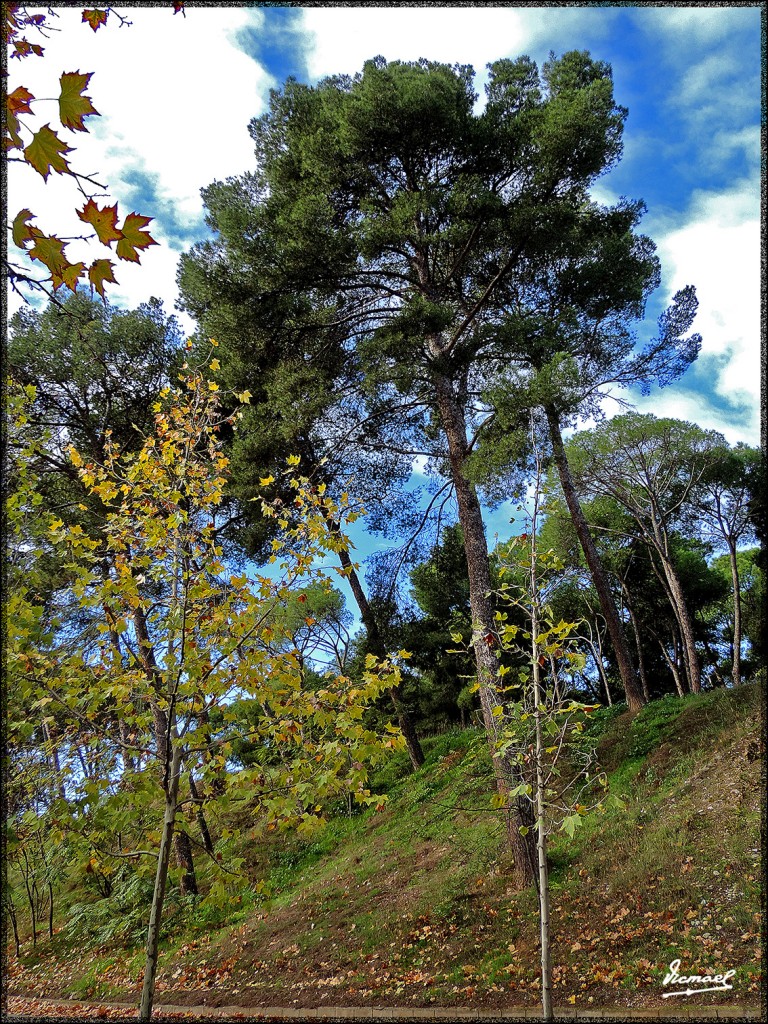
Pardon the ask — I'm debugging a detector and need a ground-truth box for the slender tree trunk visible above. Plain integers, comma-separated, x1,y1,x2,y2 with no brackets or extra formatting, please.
660,633,685,697
545,406,646,712
433,373,536,887
7,893,21,957
701,635,726,687
188,774,215,857
174,830,198,896
727,540,743,686
336,543,425,769
660,556,701,693
532,623,553,1022
621,588,650,703
585,618,612,706
20,849,36,947
119,718,136,777
41,720,65,800
139,743,183,1021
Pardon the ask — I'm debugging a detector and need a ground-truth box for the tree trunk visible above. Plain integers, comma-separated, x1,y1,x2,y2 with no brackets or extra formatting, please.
336,543,425,769
659,633,685,697
7,893,21,957
545,406,646,712
139,743,183,1021
20,849,36,947
622,586,650,703
660,556,701,693
701,635,726,687
41,719,66,800
173,830,198,896
433,373,536,887
727,540,743,686
532,626,553,1022
188,774,215,857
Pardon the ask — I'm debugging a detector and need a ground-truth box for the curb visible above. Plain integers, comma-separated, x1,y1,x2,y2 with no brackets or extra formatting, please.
6,996,765,1022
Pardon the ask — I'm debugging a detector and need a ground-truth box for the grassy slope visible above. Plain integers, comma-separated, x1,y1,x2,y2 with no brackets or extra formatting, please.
7,681,764,1012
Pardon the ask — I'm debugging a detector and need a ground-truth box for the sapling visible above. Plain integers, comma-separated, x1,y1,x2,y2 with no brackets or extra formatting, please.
491,425,618,1021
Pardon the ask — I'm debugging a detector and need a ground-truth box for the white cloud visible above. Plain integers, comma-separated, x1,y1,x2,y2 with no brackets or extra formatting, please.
629,390,756,448
633,5,759,45
301,6,531,81
654,184,759,380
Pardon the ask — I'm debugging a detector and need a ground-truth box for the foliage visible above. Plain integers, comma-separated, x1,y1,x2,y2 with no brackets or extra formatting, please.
4,4,184,300
6,355,405,1017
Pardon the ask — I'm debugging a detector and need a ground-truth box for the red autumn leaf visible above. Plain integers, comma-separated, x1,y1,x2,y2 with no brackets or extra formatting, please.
78,199,124,245
88,259,118,299
82,9,108,32
7,85,34,116
115,212,158,262
24,124,72,179
173,1,186,13
59,71,99,132
11,208,41,247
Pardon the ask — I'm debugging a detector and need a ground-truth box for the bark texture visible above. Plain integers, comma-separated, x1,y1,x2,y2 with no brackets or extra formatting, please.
545,406,646,712
433,372,536,887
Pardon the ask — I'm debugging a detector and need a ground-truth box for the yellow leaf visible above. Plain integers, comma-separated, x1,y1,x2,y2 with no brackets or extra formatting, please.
208,381,219,392
209,358,220,371
12,209,41,248
237,390,252,404
260,475,275,486
24,124,72,179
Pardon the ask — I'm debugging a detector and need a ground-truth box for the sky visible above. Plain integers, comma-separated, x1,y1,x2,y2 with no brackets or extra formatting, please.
6,1,764,586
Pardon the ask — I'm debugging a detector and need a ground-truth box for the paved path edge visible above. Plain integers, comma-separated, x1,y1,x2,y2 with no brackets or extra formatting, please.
6,995,766,1022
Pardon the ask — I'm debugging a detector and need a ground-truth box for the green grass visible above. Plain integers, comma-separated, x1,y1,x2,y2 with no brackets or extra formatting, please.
8,680,763,1009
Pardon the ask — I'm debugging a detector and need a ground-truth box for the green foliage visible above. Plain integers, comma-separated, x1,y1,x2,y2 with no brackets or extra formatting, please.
64,871,157,948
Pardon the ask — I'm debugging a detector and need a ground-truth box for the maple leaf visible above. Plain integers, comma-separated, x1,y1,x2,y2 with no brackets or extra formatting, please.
28,234,70,280
56,260,87,292
82,9,109,32
11,39,44,58
78,199,123,245
88,259,118,299
12,209,41,248
7,84,34,117
115,212,158,262
59,72,99,132
24,124,72,179
173,2,186,14
4,116,24,151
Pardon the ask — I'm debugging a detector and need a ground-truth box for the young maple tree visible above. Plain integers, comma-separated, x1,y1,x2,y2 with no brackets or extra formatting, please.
7,353,403,1020
487,430,617,1021
4,3,183,300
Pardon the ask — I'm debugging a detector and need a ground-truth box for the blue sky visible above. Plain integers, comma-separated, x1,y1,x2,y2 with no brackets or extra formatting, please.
7,3,763,597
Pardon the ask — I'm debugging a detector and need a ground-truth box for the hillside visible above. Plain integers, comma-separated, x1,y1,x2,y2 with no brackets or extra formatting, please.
7,681,764,1016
